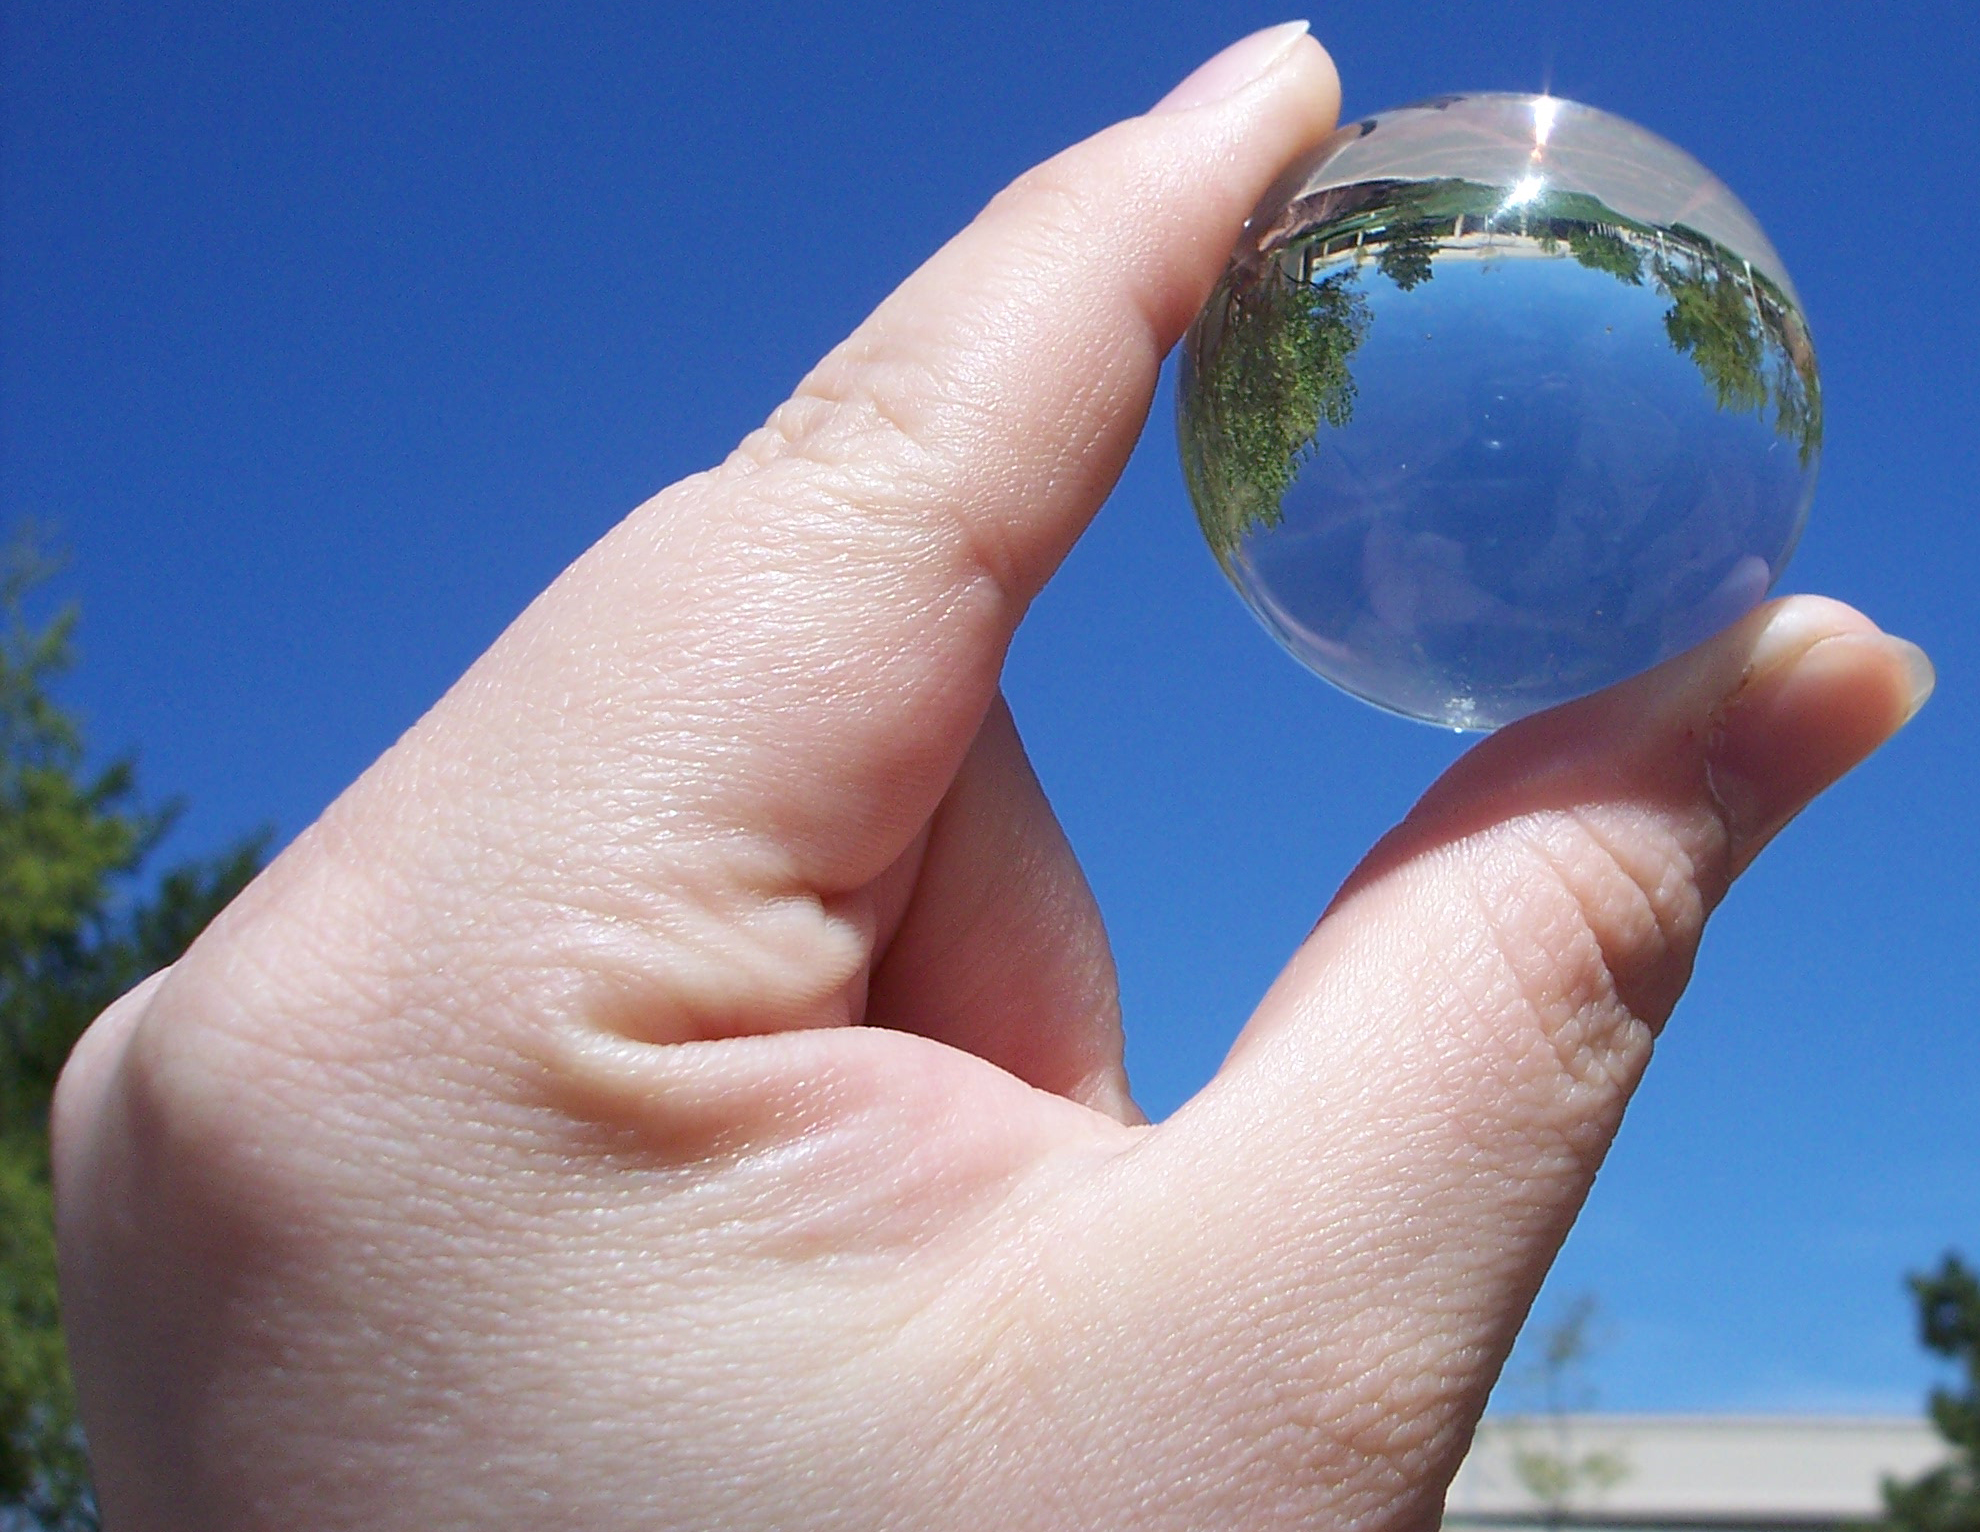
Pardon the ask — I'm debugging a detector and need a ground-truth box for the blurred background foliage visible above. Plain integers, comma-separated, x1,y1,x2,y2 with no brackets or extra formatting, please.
0,530,264,1529
1879,1254,1980,1532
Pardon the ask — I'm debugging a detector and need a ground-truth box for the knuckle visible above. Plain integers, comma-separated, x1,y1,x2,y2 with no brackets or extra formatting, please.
723,367,1027,612
718,334,1029,604
981,150,1098,246
1472,807,1714,1104
116,966,347,1211
732,349,945,481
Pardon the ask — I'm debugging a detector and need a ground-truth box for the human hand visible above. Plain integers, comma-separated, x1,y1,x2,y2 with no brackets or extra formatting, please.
53,24,1931,1530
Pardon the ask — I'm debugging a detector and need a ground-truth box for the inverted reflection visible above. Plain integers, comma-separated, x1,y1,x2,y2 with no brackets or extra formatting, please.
1179,94,1820,728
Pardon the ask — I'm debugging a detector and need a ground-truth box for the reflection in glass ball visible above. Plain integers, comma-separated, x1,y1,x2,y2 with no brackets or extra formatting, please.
1177,94,1821,729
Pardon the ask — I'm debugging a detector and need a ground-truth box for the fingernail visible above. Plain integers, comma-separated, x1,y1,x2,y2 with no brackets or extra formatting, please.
1707,618,1934,873
1151,21,1311,115
1888,637,1938,724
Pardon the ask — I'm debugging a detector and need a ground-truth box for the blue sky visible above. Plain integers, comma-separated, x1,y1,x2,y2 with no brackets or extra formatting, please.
4,1,1976,1415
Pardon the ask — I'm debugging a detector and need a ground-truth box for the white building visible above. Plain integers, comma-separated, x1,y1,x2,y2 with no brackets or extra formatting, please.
1445,1415,1947,1531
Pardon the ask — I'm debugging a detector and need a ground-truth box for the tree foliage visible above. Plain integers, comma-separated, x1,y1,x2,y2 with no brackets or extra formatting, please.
1180,264,1372,564
1653,255,1823,466
1374,222,1439,292
1565,225,1645,285
1657,259,1771,419
1506,1294,1630,1529
0,533,265,1528
1879,1253,1980,1532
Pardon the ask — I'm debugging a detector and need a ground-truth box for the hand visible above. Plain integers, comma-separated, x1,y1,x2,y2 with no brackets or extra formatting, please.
53,25,1930,1530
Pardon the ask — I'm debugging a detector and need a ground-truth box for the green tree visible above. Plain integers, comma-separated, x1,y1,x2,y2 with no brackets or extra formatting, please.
0,534,266,1528
1507,1294,1630,1530
1374,221,1439,292
1760,290,1825,468
1657,258,1770,418
1877,1253,1980,1532
1564,225,1645,285
1654,253,1824,467
1180,263,1373,564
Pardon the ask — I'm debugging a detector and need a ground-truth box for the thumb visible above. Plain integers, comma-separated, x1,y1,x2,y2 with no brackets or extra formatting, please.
1034,595,1929,1529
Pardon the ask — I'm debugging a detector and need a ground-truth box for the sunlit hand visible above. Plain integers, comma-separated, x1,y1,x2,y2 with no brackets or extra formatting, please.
53,25,1930,1531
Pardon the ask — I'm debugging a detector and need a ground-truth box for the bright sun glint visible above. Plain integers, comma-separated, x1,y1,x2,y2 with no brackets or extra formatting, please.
1502,173,1545,210
1532,94,1562,147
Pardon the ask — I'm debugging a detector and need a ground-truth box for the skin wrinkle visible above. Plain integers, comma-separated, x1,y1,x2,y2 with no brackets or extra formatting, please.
1237,1327,1406,1505
906,1250,1087,1500
754,402,1056,638
1560,801,1711,1023
569,492,979,723
673,504,1002,704
491,811,906,1029
739,297,1066,506
626,535,928,708
1517,818,1664,996
1302,887,1620,1258
1029,1155,1401,1528
1428,859,1554,1075
461,566,997,898
928,1182,1206,1519
364,751,745,968
1463,829,1656,1105
553,894,875,1045
441,637,906,1076
1495,855,1640,1084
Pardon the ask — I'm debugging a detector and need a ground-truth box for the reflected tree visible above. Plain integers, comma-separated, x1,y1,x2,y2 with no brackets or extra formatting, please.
1653,252,1823,465
1564,225,1644,285
1181,262,1371,563
1375,221,1439,291
1657,258,1771,416
1769,355,1822,466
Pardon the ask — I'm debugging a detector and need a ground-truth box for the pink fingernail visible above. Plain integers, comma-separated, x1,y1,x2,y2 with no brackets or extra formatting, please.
1151,21,1311,115
1707,622,1934,873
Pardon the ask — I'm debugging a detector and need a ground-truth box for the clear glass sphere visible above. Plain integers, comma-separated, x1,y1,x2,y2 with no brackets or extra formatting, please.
1177,93,1820,728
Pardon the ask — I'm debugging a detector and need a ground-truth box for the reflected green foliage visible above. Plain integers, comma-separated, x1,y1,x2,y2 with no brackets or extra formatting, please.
1374,222,1438,291
0,531,267,1529
1565,225,1645,285
1658,258,1770,415
1181,266,1371,563
1872,1253,1980,1532
1654,248,1822,465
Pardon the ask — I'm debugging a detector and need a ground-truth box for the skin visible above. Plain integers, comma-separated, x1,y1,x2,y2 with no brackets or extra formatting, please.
51,26,1932,1532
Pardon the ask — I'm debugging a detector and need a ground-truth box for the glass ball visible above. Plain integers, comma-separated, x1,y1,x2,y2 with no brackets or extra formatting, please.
1177,93,1820,729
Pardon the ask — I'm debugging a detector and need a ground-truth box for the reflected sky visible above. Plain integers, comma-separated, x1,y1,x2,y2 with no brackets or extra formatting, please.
1223,252,1810,727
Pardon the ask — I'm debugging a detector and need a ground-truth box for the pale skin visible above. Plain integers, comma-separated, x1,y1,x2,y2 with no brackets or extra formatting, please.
52,24,1934,1531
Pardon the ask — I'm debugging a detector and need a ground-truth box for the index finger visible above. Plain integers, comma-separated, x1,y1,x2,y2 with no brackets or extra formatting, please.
421,25,1341,896
104,30,1340,1075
